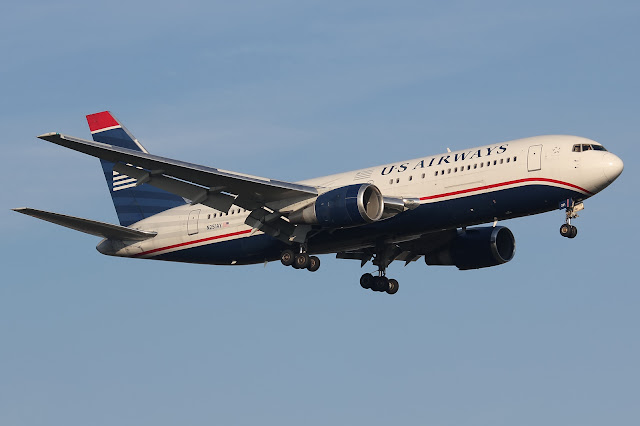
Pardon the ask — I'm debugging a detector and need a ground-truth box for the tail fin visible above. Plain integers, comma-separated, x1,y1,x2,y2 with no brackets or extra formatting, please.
87,111,185,226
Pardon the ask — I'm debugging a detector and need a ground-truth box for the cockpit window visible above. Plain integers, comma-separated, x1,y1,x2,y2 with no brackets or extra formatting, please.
573,143,608,152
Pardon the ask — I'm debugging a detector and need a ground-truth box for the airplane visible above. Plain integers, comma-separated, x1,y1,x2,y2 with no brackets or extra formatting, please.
14,111,624,294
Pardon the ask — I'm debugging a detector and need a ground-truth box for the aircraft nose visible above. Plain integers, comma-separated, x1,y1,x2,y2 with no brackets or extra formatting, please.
602,152,624,182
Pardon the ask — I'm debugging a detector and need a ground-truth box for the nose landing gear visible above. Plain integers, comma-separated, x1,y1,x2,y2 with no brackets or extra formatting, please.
559,199,583,239
560,223,578,238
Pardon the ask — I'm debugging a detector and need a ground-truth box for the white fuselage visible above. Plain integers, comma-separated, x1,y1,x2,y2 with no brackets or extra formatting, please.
97,135,623,264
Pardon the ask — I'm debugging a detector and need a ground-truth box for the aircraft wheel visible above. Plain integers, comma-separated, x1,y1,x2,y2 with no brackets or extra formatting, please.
360,273,373,289
307,256,320,272
569,225,578,239
373,276,389,292
560,224,572,238
387,279,399,295
281,249,295,266
294,253,310,269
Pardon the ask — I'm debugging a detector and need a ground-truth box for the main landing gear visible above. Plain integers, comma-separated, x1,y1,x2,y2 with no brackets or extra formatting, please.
280,249,320,272
360,272,399,295
358,244,401,295
559,200,584,239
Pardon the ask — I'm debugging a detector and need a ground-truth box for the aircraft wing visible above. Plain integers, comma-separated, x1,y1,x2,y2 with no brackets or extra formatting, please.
13,208,157,241
37,133,319,212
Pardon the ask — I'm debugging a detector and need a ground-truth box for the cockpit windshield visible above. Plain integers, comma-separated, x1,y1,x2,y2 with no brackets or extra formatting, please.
573,144,607,152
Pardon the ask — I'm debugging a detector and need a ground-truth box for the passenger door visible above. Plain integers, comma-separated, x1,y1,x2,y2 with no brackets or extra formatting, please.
527,145,542,172
187,209,200,235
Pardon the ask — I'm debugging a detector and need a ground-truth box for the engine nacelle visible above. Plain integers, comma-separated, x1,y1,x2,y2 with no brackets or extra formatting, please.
289,183,384,228
425,226,516,270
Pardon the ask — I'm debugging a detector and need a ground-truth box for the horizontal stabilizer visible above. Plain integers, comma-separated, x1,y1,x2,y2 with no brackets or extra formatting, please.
12,207,157,241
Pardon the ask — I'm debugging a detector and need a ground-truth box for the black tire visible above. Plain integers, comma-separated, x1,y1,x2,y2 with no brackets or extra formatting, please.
281,249,295,266
294,253,310,269
360,273,374,289
569,225,578,239
307,256,320,272
387,279,399,295
560,224,571,237
373,276,389,292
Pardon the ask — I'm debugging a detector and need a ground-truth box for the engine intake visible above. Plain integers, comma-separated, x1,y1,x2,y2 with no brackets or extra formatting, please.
425,226,516,270
289,183,384,228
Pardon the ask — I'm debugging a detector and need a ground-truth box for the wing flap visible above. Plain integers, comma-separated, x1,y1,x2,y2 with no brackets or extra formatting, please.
113,163,238,212
13,208,157,241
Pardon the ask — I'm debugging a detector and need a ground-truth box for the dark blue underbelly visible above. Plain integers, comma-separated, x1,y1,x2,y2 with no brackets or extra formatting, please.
150,184,583,265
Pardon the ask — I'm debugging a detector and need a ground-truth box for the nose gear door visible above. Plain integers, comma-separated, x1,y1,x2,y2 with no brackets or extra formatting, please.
527,145,542,172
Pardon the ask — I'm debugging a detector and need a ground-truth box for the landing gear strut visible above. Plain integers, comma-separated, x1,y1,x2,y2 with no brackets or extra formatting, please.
280,248,320,272
560,200,583,239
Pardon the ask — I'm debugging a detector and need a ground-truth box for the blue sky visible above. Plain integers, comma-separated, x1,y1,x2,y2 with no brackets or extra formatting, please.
2,1,639,425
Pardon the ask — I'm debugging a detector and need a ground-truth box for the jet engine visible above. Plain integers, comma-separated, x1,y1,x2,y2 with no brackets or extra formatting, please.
424,226,516,270
289,183,384,228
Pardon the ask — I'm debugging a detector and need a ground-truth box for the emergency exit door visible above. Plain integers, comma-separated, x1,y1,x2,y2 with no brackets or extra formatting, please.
527,145,542,172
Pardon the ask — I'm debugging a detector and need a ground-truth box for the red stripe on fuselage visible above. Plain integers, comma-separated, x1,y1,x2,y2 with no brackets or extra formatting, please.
138,178,590,257
134,229,253,257
419,177,592,201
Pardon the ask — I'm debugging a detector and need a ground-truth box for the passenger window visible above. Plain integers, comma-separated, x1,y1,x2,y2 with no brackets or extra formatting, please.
396,178,400,183
474,164,477,169
447,169,451,174
506,158,510,163
493,160,497,165
513,156,517,162
480,163,483,168
454,167,458,172
500,159,503,164
409,176,413,181
422,173,425,178
389,179,393,184
467,165,471,170
435,171,438,176
487,162,490,167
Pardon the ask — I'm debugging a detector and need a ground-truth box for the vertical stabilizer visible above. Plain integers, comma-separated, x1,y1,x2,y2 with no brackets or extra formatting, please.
87,111,185,226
